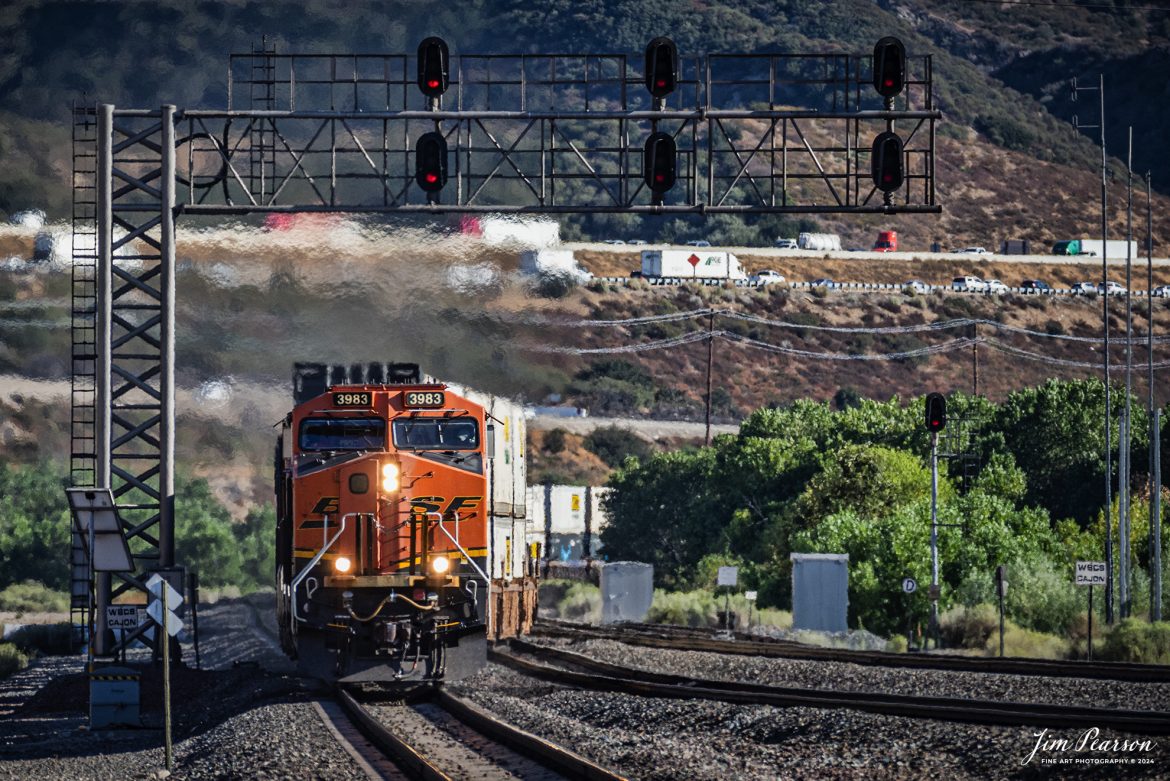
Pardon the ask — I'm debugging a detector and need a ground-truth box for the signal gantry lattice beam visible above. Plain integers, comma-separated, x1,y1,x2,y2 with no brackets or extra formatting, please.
72,40,940,658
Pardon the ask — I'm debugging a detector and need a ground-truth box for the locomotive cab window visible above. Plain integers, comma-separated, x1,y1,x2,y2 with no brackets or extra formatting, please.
392,418,479,450
299,417,386,451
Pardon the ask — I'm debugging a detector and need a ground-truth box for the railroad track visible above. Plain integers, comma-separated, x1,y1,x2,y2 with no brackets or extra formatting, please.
495,639,1170,735
534,619,1170,683
333,684,626,780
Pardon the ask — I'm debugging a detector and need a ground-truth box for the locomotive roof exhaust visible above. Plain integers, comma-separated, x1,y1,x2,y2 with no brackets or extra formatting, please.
293,362,427,404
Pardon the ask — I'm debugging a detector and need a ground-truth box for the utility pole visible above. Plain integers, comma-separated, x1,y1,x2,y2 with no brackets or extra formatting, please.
1149,172,1162,622
1072,73,1113,623
704,311,714,446
1121,128,1134,619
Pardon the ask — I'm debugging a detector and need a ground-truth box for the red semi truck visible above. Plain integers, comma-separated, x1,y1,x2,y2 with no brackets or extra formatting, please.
873,231,897,252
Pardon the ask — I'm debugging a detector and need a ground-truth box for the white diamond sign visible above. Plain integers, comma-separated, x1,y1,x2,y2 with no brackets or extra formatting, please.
146,600,183,637
145,573,184,637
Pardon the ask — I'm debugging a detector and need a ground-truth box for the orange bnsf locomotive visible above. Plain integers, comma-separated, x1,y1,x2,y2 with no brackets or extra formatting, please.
275,363,534,682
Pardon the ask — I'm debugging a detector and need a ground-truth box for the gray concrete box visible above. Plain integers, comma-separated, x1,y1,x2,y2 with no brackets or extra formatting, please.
90,666,140,728
790,553,849,632
600,562,653,624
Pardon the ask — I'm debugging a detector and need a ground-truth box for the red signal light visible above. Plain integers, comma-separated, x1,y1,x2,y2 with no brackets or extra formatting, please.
884,78,894,88
427,79,440,88
425,172,438,184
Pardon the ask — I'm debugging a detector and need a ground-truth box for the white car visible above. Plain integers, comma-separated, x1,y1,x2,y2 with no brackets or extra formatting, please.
952,276,988,292
1099,281,1126,296
750,270,787,286
953,247,989,254
1071,282,1097,295
774,238,798,250
1152,285,1170,298
985,279,1008,293
602,239,626,245
904,279,929,293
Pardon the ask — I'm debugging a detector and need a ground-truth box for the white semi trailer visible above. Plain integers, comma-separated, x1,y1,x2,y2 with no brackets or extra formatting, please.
640,249,747,279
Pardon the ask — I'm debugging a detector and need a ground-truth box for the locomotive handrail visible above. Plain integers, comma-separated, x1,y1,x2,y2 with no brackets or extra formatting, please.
290,513,351,624
429,511,490,583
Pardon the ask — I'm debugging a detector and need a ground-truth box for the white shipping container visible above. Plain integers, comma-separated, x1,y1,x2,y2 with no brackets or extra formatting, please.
640,250,746,279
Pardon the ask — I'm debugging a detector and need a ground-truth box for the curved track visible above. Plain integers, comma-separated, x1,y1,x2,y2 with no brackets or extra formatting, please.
534,619,1170,683
335,685,626,780
495,639,1170,735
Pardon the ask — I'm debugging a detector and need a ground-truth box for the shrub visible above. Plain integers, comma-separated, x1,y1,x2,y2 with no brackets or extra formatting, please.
988,620,1070,659
1099,619,1170,664
583,426,653,468
887,634,909,653
940,603,998,649
542,428,567,454
556,582,601,623
0,643,29,679
1003,554,1081,634
7,623,73,655
0,581,69,614
647,589,789,631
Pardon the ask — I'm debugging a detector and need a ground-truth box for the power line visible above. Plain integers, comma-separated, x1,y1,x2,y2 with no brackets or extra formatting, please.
533,307,1170,345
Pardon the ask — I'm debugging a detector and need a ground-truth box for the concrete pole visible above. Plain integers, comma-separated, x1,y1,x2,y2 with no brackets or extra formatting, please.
1119,411,1130,618
1154,409,1163,622
1098,74,1114,624
94,104,114,658
1149,176,1161,622
159,106,177,568
930,432,939,647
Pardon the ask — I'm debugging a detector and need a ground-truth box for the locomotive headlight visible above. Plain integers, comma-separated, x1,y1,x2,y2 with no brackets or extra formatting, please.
381,462,399,493
431,556,450,575
334,556,352,574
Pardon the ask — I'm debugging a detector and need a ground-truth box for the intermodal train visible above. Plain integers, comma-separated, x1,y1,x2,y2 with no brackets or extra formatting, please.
274,362,535,683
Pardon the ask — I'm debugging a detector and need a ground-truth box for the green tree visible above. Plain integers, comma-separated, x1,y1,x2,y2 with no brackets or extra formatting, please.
174,478,243,588
0,462,70,590
235,505,276,590
601,448,724,588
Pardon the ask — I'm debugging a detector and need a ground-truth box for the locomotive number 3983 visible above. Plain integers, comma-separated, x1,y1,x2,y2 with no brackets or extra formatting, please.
405,391,445,408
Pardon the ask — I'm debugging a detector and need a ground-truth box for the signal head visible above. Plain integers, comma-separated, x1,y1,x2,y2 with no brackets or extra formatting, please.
415,132,448,193
924,392,947,433
417,36,450,99
643,131,677,196
870,130,905,194
872,36,906,99
644,37,679,99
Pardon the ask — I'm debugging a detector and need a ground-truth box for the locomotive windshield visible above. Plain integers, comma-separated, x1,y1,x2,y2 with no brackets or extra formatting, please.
392,418,479,450
299,417,386,451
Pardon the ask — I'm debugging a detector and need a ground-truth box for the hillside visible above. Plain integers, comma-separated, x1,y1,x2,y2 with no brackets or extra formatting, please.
0,0,1165,248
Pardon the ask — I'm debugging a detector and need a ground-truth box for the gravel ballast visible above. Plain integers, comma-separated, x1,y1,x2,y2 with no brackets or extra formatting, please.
451,663,1168,780
533,636,1170,713
0,596,362,781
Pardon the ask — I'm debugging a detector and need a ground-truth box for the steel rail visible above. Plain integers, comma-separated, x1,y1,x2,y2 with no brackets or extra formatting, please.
534,621,1170,683
336,687,452,781
493,642,1170,735
435,688,627,781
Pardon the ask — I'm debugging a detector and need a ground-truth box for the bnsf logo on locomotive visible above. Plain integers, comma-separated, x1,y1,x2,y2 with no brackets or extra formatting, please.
410,496,481,517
